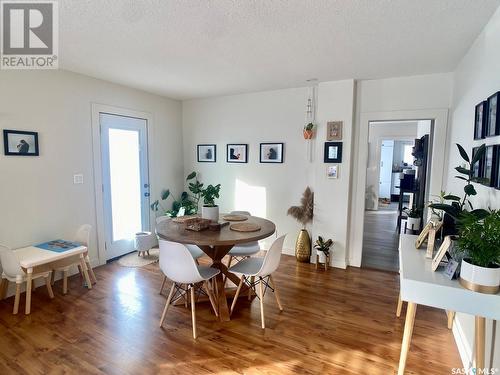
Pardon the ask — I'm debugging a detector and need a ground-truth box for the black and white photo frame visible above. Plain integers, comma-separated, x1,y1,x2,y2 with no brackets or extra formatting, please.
260,143,284,163
324,142,343,163
197,144,216,162
486,92,500,137
226,144,248,163
3,129,39,156
474,101,488,140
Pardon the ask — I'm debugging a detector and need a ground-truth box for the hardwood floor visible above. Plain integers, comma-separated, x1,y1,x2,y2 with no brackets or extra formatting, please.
362,205,400,272
0,255,461,374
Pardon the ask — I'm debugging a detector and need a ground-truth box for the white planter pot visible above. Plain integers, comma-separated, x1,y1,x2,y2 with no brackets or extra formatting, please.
407,217,421,231
317,250,327,264
201,205,219,222
459,258,500,294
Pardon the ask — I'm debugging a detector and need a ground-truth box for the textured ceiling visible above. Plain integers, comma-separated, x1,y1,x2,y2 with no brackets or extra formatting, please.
59,0,500,99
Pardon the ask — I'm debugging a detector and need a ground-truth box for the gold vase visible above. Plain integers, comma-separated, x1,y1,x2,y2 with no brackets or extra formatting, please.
295,229,311,262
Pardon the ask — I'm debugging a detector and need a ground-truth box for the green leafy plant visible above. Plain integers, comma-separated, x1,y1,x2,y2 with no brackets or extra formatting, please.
403,206,422,218
457,210,500,268
429,144,489,221
201,184,221,207
314,236,333,257
304,122,314,131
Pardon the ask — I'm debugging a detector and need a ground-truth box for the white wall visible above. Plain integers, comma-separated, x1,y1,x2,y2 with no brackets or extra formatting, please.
0,70,184,269
444,6,500,370
182,80,355,267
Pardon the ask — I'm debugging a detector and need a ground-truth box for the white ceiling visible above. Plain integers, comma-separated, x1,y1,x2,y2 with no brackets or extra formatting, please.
60,0,500,100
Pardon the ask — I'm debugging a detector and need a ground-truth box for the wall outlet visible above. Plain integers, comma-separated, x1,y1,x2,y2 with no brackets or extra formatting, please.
73,174,84,184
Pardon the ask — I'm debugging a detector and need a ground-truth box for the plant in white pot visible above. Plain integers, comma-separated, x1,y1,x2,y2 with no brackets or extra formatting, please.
457,210,500,294
403,206,422,231
314,236,333,270
201,184,221,222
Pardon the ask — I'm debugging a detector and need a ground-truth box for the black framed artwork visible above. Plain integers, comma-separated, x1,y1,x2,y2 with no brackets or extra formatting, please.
482,145,497,187
197,144,216,162
324,142,343,163
495,146,500,190
260,143,284,163
486,92,500,137
474,101,488,140
3,129,39,156
226,144,248,163
472,146,485,179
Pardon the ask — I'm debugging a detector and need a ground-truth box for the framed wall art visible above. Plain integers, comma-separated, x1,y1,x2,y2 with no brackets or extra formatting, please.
226,144,248,163
3,129,39,156
472,146,485,179
474,101,488,140
486,92,500,137
326,165,338,179
327,121,343,141
197,144,216,162
323,142,342,163
260,143,284,163
482,145,497,187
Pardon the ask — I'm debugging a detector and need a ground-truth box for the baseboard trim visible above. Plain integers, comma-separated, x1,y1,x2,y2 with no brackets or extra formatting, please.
452,314,473,371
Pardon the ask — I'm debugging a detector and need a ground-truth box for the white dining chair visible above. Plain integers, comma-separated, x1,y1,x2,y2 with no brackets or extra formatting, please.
51,224,96,294
226,211,261,267
156,216,206,295
229,235,286,329
158,240,219,339
0,244,54,314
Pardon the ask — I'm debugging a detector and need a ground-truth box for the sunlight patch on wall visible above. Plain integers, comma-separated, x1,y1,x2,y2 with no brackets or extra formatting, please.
234,179,267,218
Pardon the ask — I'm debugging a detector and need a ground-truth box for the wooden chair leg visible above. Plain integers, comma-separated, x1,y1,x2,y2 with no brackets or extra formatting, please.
258,278,265,329
204,280,218,317
50,270,56,286
0,278,8,300
13,282,21,315
45,276,54,299
80,257,92,289
248,276,255,300
160,283,176,327
86,255,97,284
25,271,33,315
447,310,455,329
190,286,197,339
396,293,403,318
230,276,244,315
159,275,167,295
63,270,69,295
269,275,283,311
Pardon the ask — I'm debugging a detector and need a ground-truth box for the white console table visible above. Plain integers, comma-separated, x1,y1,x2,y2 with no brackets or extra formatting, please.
398,234,500,374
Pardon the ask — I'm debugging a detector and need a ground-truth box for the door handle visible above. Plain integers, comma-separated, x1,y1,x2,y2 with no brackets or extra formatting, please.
144,192,150,197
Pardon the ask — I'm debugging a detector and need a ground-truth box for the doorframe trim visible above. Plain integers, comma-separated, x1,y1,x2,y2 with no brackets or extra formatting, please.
91,103,154,265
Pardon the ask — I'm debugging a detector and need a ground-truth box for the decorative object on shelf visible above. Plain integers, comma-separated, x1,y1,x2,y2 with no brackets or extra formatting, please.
326,121,343,141
314,236,333,270
415,220,434,248
260,142,284,163
303,122,314,139
403,206,422,232
197,144,216,162
222,214,248,221
229,222,261,232
429,144,489,235
432,235,453,271
3,129,39,156
474,101,488,140
457,210,500,294
150,171,202,217
287,187,314,262
226,144,248,163
326,165,338,179
426,221,443,259
201,184,221,222
486,91,500,137
323,142,342,163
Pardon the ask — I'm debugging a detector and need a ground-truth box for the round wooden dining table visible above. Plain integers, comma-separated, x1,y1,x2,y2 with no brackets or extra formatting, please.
156,215,276,321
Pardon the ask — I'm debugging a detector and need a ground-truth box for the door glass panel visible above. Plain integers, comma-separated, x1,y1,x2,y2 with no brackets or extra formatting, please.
108,128,142,241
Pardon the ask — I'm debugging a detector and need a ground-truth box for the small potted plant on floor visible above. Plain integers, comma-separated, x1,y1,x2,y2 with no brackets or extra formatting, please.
457,210,500,294
314,236,333,270
403,206,422,231
201,184,221,222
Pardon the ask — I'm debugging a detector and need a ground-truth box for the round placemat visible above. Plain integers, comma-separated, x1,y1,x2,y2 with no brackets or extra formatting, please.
222,214,249,222
230,222,261,232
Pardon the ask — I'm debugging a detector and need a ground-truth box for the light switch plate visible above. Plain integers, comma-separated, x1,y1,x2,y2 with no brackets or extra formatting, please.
73,174,84,184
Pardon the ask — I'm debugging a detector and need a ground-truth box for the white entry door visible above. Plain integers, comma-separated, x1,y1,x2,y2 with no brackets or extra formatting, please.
100,113,150,260
379,140,394,200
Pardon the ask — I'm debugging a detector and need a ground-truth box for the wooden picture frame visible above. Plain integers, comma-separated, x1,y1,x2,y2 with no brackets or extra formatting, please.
197,144,216,162
3,129,39,156
226,144,248,163
326,121,343,141
474,101,488,140
260,143,284,163
426,221,443,259
415,221,434,248
432,235,453,271
324,142,343,163
486,92,500,137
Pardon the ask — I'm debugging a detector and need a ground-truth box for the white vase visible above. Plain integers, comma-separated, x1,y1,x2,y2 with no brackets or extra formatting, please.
407,217,421,231
201,205,219,222
459,258,500,294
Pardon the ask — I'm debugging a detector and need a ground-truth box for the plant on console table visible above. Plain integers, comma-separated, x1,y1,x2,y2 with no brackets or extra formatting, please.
456,210,500,294
201,184,221,222
403,206,422,231
314,236,333,270
287,187,314,262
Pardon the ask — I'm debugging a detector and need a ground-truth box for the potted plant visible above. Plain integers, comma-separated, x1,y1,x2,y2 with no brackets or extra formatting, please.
457,211,500,294
287,187,314,262
403,206,422,231
314,236,333,270
201,184,221,222
303,122,314,139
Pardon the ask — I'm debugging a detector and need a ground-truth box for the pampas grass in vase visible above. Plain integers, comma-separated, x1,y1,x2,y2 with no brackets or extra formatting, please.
287,187,314,262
